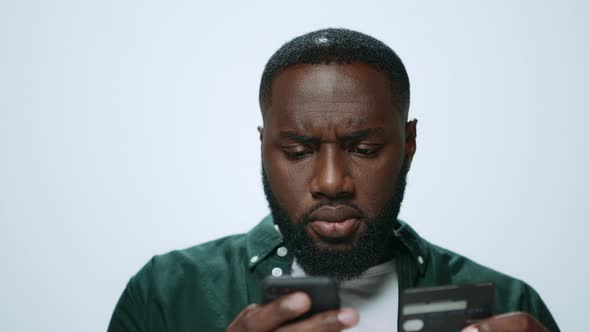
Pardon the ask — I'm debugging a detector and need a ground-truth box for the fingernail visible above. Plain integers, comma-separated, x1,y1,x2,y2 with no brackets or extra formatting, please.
283,293,308,311
462,327,479,332
337,309,359,326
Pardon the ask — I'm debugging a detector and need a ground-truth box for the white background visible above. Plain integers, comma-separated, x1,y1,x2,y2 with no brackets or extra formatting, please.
1,1,588,331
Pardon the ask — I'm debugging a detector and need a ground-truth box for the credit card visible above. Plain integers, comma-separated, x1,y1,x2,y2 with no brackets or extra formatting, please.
400,283,494,332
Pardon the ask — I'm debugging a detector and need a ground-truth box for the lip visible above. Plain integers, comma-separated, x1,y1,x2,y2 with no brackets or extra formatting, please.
308,205,362,240
308,205,362,222
310,218,360,239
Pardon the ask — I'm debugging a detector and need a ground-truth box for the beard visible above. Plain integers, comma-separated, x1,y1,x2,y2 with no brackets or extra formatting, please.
261,160,409,281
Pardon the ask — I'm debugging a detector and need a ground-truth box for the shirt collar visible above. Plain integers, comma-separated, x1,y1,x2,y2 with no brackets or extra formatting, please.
245,214,429,276
245,215,284,269
392,219,429,276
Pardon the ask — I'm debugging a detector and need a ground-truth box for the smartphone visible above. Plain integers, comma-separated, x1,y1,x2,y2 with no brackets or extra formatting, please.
399,283,495,332
261,276,340,320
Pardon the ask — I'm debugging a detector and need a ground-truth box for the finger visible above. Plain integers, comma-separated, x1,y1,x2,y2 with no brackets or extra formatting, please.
227,304,259,331
276,308,359,332
232,304,258,323
462,312,549,332
240,292,311,331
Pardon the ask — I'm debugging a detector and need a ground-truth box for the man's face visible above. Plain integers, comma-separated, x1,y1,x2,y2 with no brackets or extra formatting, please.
261,63,417,279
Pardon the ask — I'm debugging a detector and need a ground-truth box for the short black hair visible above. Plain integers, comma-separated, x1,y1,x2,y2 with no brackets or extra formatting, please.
259,28,410,116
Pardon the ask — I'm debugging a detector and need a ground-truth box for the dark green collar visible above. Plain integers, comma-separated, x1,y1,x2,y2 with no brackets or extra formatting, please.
245,215,284,269
245,214,429,276
392,219,429,276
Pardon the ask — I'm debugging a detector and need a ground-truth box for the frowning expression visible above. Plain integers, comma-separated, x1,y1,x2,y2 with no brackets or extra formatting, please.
261,63,416,251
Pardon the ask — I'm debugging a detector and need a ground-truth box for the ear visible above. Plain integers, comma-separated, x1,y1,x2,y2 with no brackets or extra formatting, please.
257,126,263,141
405,119,418,167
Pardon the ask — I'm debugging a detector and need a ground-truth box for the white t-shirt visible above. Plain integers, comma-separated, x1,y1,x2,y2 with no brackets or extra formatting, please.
291,259,399,332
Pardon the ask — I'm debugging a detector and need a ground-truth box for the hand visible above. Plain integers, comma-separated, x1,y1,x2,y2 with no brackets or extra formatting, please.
227,292,359,332
462,312,549,332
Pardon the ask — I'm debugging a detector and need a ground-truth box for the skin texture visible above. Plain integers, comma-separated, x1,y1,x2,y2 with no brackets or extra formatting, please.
261,63,416,254
461,312,550,332
228,63,548,331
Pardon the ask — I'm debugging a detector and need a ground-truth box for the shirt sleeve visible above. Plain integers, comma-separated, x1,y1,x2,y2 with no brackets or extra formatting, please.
107,258,160,332
523,284,560,332
107,274,147,332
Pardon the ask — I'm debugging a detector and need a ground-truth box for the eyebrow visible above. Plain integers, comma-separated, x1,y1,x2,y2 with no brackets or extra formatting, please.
279,128,384,143
279,131,318,144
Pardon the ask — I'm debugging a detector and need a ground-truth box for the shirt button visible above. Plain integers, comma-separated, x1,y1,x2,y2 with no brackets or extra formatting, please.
272,267,283,277
417,256,424,264
277,246,288,257
250,256,259,264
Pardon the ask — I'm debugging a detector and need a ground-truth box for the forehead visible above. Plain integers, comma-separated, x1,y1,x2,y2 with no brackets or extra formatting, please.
266,63,400,131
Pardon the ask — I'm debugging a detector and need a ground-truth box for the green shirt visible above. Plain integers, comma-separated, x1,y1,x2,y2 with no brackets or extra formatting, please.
108,215,560,331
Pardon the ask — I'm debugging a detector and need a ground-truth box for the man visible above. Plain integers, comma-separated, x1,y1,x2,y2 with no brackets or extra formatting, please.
108,28,559,332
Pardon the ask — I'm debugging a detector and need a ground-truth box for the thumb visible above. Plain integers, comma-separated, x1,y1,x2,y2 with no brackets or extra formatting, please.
461,325,479,332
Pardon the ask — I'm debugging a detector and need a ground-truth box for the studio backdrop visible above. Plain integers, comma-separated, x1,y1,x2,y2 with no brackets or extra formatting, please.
0,1,588,331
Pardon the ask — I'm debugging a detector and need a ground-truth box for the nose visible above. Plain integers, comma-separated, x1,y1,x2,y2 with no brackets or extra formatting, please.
310,144,354,199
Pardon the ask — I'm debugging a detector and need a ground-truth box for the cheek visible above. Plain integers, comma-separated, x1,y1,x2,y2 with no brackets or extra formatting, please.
350,153,403,216
263,148,312,217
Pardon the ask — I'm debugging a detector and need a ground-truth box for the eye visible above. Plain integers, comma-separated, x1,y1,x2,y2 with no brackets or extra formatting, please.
282,145,313,160
349,144,382,157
